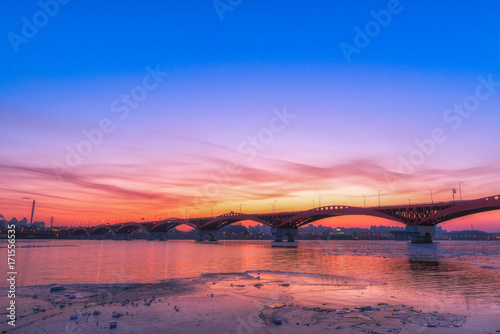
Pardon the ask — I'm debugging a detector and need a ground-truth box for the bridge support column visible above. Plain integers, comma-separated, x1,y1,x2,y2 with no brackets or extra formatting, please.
195,230,218,243
406,226,435,244
271,228,298,247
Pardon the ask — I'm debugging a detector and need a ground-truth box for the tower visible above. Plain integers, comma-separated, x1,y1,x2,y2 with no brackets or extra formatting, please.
30,200,35,225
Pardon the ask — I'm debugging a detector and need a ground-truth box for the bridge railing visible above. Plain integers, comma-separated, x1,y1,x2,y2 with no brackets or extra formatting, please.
365,200,467,209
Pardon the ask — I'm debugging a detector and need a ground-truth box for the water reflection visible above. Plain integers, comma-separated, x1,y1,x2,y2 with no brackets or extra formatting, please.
4,239,500,316
406,243,439,262
401,242,500,312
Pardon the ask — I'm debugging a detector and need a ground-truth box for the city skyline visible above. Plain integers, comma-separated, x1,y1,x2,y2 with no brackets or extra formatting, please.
1,1,500,231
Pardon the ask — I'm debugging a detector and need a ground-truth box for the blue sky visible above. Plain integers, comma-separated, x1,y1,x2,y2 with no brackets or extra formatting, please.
2,1,499,79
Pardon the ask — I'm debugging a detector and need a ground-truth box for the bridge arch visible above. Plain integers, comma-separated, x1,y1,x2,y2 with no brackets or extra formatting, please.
279,206,405,229
420,195,500,225
148,219,186,233
199,213,271,230
115,222,147,234
89,224,115,235
69,227,89,237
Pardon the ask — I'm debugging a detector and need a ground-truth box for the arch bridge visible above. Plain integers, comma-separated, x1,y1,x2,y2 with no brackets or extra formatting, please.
68,194,500,245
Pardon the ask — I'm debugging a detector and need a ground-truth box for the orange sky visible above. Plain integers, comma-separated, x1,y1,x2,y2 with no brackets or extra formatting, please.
2,155,499,232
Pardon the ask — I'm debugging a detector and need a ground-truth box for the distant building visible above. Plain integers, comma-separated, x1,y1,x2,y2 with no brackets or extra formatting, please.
435,225,446,235
17,217,28,227
9,217,18,226
248,224,271,235
220,224,249,236
0,213,6,229
32,221,45,229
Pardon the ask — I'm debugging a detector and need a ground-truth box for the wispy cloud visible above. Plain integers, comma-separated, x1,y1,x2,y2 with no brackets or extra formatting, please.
1,149,499,225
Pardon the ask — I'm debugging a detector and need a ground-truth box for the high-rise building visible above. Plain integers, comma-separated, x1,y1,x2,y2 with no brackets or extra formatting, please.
0,213,6,229
17,217,28,227
9,217,18,226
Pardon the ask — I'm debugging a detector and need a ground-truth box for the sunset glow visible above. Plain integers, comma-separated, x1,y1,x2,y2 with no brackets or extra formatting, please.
1,1,500,232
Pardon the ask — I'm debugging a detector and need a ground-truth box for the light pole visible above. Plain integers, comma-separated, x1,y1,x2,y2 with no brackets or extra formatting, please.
239,204,243,213
378,190,381,207
274,200,278,213
428,189,433,203
319,196,323,207
311,199,315,209
270,203,274,213
362,195,366,208
459,182,464,201
409,199,411,205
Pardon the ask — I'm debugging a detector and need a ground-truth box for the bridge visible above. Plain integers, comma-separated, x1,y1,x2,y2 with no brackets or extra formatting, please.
68,194,500,245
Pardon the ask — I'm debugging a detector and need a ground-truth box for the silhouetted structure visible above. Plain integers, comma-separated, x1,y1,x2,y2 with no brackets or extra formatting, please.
66,194,500,245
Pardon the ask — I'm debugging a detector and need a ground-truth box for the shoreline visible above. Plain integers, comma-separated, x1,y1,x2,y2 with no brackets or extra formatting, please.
1,271,495,333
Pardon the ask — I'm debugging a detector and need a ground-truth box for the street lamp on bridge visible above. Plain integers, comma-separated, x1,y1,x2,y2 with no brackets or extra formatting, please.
311,199,315,209
428,189,434,204
362,195,366,208
459,182,464,201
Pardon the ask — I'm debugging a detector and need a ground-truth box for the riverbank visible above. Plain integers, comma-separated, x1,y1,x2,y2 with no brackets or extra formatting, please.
2,271,494,333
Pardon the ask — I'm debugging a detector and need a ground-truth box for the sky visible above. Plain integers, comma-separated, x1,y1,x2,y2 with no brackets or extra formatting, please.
1,0,500,231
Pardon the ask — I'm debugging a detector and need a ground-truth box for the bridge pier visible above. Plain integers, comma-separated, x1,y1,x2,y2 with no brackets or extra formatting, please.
406,225,435,244
195,230,218,243
271,228,298,247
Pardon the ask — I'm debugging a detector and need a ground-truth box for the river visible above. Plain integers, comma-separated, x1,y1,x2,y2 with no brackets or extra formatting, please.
2,239,500,320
